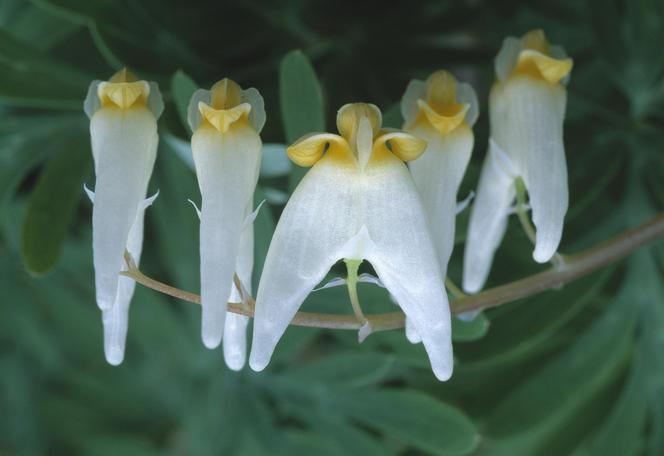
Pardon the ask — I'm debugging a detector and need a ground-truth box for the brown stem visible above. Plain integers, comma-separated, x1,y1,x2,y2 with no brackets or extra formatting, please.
121,213,664,333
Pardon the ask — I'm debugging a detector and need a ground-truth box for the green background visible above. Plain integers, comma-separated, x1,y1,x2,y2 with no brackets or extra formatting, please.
1,0,664,454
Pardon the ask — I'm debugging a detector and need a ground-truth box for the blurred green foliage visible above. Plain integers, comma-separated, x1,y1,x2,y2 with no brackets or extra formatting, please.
1,0,664,454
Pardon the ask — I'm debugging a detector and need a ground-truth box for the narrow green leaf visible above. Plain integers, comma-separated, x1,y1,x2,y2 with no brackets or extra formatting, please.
0,30,90,109
278,49,324,189
280,353,395,388
335,389,479,456
20,131,91,275
171,70,198,132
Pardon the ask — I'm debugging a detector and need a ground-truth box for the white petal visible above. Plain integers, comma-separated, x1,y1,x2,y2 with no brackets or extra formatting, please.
102,193,155,365
90,107,158,310
455,191,475,215
83,80,102,119
193,125,261,349
494,36,522,82
490,77,568,263
312,277,347,292
249,158,362,371
405,317,423,344
462,140,516,293
187,88,211,132
456,82,480,127
409,125,473,278
223,202,254,370
358,273,384,287
400,79,427,126
147,82,164,119
363,154,453,381
242,87,266,133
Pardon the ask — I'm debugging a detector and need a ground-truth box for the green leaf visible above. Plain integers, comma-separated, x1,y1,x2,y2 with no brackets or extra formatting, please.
588,355,648,456
0,29,90,109
171,70,198,132
280,353,395,388
20,130,91,274
484,285,637,437
278,49,324,189
334,389,479,455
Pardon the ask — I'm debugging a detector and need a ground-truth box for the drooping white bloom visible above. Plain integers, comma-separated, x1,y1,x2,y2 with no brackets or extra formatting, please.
402,70,478,278
463,30,573,293
187,78,264,362
84,68,163,365
249,103,454,381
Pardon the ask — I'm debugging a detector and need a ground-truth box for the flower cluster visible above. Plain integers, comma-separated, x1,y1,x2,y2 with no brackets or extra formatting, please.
84,29,572,380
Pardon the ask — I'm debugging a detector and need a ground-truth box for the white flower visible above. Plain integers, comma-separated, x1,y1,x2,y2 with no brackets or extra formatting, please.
187,78,264,369
249,103,454,381
463,30,573,293
402,70,478,277
83,68,163,365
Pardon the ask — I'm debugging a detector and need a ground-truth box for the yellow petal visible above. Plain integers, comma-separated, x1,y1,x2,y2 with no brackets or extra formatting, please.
417,99,470,135
198,102,251,133
515,49,573,84
210,78,243,110
521,29,549,54
336,103,382,144
286,133,350,167
98,80,150,109
426,70,457,108
109,68,138,83
373,130,427,163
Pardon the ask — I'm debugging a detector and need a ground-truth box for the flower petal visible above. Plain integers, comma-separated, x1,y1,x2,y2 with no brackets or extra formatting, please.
90,107,158,310
363,154,453,381
409,124,473,277
223,202,254,371
287,133,350,167
400,79,427,127
405,317,423,344
249,158,361,371
462,140,516,293
192,125,261,349
491,77,568,263
102,192,157,365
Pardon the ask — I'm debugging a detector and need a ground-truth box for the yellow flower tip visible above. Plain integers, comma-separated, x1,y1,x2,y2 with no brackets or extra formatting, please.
109,68,138,83
198,101,251,133
417,99,470,135
98,79,150,110
210,78,243,110
521,29,549,54
426,70,458,107
374,131,427,162
511,29,573,84
336,103,382,143
516,50,573,84
286,133,350,167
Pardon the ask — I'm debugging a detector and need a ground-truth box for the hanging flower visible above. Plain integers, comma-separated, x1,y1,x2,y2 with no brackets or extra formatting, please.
463,30,573,293
249,103,454,381
187,78,265,370
401,70,478,277
83,68,163,364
